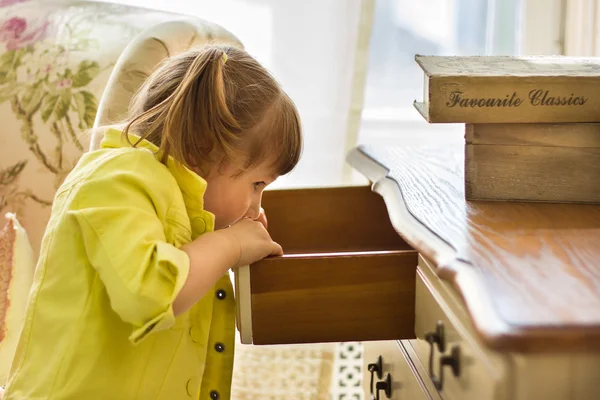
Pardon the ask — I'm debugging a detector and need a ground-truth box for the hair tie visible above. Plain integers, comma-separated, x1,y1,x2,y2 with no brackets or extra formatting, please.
222,52,228,64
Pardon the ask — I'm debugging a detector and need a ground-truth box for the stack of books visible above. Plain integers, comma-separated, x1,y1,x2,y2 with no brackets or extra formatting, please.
414,55,600,204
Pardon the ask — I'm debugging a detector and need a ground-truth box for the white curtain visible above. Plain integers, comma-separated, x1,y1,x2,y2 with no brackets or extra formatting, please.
564,0,600,56
96,0,374,189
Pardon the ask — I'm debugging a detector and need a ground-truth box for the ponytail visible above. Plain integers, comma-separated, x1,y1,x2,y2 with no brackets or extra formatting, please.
122,45,302,176
161,47,240,167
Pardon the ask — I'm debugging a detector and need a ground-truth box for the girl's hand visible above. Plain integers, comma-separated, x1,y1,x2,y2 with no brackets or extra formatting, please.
175,220,282,315
225,218,283,267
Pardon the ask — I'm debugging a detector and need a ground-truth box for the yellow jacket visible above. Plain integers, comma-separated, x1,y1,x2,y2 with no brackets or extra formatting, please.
5,128,236,400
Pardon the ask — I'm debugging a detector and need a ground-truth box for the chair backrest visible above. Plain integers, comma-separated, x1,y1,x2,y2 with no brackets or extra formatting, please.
90,18,243,150
0,0,243,256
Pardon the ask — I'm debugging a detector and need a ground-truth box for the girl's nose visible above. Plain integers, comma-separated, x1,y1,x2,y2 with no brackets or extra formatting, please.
246,199,261,220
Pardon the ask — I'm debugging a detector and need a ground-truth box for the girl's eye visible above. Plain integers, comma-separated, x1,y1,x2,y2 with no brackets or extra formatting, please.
253,181,266,190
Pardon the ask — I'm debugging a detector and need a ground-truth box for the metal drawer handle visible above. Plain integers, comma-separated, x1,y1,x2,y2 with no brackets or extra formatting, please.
425,320,446,383
374,373,392,400
367,355,383,395
432,345,461,391
425,320,446,353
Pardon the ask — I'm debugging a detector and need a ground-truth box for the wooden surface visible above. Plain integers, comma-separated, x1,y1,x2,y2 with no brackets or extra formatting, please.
250,251,417,345
465,123,600,203
262,186,412,253
465,144,600,203
237,186,417,345
465,123,600,147
347,144,600,352
415,55,600,77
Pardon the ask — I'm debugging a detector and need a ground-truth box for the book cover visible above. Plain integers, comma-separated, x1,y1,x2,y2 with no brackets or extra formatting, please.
415,55,600,123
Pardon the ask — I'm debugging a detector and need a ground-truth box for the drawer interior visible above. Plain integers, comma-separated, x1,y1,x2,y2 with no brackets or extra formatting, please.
261,185,413,253
236,186,418,345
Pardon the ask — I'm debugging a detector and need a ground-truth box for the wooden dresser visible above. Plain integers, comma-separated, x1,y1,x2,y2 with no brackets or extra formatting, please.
235,144,600,400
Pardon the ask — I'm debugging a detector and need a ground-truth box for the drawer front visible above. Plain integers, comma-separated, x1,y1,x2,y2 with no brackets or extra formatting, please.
363,340,440,400
411,256,509,400
236,250,417,345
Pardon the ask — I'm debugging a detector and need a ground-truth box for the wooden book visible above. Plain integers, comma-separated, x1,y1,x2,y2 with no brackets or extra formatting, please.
465,123,600,203
414,55,600,123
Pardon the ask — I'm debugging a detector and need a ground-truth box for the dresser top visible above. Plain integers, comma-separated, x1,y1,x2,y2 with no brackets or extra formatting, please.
348,144,600,352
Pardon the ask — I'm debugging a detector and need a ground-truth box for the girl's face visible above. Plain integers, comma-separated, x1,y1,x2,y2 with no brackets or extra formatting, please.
202,159,278,230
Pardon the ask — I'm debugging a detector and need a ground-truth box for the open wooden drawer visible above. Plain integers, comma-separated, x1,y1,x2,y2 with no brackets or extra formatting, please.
234,186,418,345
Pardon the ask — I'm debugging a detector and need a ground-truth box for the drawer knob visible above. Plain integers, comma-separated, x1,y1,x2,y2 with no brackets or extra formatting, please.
374,373,392,400
432,345,461,391
367,355,383,395
425,320,446,353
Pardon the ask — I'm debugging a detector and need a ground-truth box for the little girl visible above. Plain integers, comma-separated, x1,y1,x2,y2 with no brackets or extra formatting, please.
3,45,302,399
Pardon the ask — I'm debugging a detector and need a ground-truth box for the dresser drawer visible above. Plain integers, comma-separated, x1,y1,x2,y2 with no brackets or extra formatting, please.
411,256,509,400
363,340,441,400
234,186,418,345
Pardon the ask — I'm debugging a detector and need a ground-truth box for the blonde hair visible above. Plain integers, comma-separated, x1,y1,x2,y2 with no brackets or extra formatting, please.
123,45,302,176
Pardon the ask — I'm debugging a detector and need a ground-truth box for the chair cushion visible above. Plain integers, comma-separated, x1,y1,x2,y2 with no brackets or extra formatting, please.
0,213,35,386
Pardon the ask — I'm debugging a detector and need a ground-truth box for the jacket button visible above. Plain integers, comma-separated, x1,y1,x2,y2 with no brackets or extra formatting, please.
191,217,206,233
189,326,202,343
216,289,226,300
214,342,225,353
186,378,198,397
210,390,220,399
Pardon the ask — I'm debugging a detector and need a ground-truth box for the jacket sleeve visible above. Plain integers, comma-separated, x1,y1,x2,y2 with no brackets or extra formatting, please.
68,150,190,344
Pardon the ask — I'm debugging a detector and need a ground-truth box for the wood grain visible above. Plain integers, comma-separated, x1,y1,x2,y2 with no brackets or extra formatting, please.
262,186,411,253
238,186,417,345
349,144,600,352
465,123,600,147
250,250,418,345
415,55,600,77
465,143,600,203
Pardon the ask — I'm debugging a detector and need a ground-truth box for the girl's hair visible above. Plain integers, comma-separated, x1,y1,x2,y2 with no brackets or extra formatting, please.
123,45,302,176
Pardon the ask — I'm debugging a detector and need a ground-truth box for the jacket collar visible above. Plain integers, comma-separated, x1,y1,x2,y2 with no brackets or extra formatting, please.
100,128,215,237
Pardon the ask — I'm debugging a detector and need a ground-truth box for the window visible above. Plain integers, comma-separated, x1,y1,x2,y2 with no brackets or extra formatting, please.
95,0,368,188
358,0,524,152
